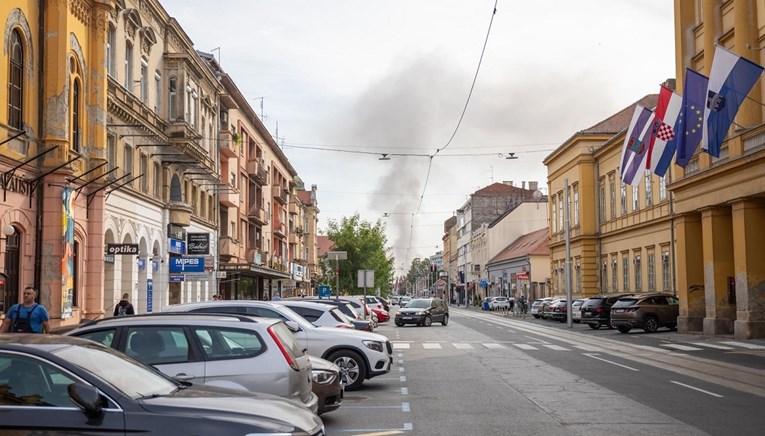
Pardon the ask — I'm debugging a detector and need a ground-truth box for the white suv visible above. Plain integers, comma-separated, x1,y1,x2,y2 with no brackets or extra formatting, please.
65,313,319,413
164,300,393,391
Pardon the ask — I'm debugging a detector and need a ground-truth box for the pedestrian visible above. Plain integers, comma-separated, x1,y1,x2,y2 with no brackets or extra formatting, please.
0,286,51,333
272,293,281,301
113,293,135,317
212,294,220,301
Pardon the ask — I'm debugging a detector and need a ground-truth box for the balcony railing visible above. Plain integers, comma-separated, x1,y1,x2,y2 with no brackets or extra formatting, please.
219,237,241,259
272,185,288,204
274,221,287,238
246,159,269,185
219,188,240,207
220,130,237,158
247,204,268,225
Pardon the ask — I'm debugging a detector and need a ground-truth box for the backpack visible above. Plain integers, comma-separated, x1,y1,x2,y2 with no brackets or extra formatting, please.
11,304,38,333
117,302,128,316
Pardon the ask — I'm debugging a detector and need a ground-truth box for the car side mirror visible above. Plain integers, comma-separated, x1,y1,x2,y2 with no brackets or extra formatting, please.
68,383,103,418
285,320,301,332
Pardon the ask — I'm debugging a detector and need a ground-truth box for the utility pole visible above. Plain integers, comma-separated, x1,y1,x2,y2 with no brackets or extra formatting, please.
564,178,573,328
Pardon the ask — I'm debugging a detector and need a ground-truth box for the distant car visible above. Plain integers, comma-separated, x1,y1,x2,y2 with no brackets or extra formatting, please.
489,297,511,310
295,298,374,332
164,300,393,391
580,293,635,329
389,295,401,306
65,313,320,414
610,293,679,333
0,335,324,434
395,298,449,327
400,296,412,305
571,299,586,323
530,297,553,318
548,299,568,322
542,298,564,320
274,300,355,329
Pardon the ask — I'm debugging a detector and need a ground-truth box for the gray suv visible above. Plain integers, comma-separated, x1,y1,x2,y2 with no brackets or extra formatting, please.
65,313,319,413
610,293,679,333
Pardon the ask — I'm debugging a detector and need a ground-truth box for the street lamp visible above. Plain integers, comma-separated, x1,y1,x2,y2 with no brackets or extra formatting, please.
1,225,14,239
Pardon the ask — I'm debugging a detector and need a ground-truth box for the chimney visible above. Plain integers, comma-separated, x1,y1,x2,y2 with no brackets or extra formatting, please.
529,181,539,192
502,181,514,187
522,181,526,190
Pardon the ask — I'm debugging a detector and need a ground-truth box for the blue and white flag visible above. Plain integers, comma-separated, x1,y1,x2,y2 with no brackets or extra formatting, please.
620,105,655,186
702,46,764,157
675,68,708,168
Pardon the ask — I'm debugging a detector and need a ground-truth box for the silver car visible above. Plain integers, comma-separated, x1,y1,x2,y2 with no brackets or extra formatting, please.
65,313,319,413
164,300,393,391
274,300,355,329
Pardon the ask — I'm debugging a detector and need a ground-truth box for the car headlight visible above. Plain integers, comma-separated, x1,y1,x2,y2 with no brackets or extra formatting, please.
415,311,426,316
363,340,384,352
312,369,337,385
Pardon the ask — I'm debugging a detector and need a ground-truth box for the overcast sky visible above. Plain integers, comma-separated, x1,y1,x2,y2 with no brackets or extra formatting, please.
161,0,675,275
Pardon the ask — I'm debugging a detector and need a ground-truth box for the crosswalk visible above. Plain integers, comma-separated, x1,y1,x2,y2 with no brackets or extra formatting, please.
391,340,765,353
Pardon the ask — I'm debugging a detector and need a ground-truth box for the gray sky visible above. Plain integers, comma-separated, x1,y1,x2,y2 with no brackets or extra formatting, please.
162,0,675,275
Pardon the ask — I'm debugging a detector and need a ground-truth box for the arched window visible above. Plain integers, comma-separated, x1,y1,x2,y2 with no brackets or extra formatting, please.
72,79,81,152
169,174,182,202
8,30,23,130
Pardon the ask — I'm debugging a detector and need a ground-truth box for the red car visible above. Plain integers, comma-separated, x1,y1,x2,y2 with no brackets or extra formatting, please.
370,307,390,323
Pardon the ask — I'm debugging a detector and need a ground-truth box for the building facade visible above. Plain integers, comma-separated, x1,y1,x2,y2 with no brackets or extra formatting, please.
486,227,550,300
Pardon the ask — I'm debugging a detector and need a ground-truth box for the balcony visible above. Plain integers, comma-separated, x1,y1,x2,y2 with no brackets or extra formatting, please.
246,159,269,185
220,130,237,158
289,232,298,245
274,221,287,238
246,248,264,265
247,204,268,225
272,185,288,205
288,201,299,215
168,201,193,226
219,237,241,259
219,188,240,208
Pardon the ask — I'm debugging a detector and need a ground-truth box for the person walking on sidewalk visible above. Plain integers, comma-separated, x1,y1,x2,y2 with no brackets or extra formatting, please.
0,286,51,333
114,293,135,317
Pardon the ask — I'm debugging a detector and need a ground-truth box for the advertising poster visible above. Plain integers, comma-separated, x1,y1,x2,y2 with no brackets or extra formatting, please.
61,187,74,319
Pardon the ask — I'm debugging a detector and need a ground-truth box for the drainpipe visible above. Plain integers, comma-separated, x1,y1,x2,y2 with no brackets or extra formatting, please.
33,0,46,294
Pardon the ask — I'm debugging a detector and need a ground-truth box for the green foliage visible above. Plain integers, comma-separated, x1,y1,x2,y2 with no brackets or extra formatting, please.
403,258,438,294
321,213,395,294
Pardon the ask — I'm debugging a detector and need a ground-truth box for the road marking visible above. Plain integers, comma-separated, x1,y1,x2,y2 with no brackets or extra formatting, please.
483,343,506,349
513,344,538,350
402,402,410,412
670,381,724,398
423,343,442,349
398,367,405,373
506,329,517,333
583,353,639,371
400,376,406,382
346,431,403,436
573,345,603,352
393,343,410,349
721,341,765,350
542,344,569,351
661,344,704,351
525,335,549,343
453,343,473,350
401,387,408,395
690,342,734,350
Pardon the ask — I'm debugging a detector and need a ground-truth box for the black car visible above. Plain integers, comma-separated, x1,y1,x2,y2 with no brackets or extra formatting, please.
394,298,449,327
0,334,324,435
580,293,634,329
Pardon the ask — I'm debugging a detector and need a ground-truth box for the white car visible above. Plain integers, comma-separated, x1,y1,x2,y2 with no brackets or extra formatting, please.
571,298,586,323
274,300,355,329
530,298,552,318
489,297,511,310
164,300,393,391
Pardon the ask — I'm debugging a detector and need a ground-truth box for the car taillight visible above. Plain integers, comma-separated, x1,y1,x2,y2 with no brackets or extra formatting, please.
593,307,603,313
267,326,299,371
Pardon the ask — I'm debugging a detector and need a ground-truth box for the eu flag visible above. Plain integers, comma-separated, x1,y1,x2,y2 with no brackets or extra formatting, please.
675,68,708,168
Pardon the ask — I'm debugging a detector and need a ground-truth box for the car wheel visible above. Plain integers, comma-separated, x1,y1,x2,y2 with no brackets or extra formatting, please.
588,323,600,330
395,321,404,327
328,350,367,391
441,314,449,326
423,316,432,327
643,316,659,333
617,325,632,334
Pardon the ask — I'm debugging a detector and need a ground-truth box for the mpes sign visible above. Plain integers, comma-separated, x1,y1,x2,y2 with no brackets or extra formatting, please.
187,233,210,255
169,257,205,273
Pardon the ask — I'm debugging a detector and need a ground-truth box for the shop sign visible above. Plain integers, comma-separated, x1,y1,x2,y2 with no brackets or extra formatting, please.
169,274,185,282
169,257,205,273
167,224,186,240
187,233,210,255
106,244,139,255
184,272,209,281
169,238,186,255
204,256,215,271
0,174,32,195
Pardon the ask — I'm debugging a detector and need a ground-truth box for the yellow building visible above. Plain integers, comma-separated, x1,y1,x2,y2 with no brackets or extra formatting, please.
673,1,765,339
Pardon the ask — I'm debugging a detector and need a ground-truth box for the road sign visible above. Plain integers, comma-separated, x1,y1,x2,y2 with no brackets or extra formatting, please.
358,270,374,288
318,285,331,299
327,251,347,260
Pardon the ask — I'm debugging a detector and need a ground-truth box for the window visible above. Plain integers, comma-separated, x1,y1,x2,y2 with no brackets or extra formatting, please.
125,327,190,365
645,171,652,206
123,144,133,178
573,186,579,226
622,255,629,292
599,181,606,223
611,257,618,292
647,252,656,292
660,175,667,201
8,30,23,130
634,254,642,291
154,71,161,114
107,135,117,179
601,260,608,292
632,185,639,211
193,327,265,361
609,177,616,219
575,259,581,292
72,80,81,152
552,196,557,233
662,250,671,292
140,58,148,104
106,25,115,76
124,41,133,90
153,162,161,198
0,354,79,407
620,183,627,215
140,154,148,192
169,77,177,120
558,195,563,231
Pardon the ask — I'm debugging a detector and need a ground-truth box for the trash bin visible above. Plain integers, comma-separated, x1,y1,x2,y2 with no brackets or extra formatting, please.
482,298,490,311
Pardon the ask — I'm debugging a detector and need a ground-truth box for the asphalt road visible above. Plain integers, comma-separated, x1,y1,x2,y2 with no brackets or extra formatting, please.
322,306,765,435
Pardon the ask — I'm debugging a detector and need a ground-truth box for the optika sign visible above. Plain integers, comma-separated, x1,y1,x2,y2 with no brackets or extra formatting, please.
105,244,139,255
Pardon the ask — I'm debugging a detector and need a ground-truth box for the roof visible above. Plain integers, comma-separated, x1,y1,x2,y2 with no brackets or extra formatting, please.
316,236,334,257
474,182,535,196
296,190,312,205
487,228,550,264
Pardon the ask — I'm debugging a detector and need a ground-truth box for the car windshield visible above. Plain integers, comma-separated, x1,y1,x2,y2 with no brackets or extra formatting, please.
52,343,179,399
405,299,431,309
330,308,354,324
612,298,639,308
582,298,604,307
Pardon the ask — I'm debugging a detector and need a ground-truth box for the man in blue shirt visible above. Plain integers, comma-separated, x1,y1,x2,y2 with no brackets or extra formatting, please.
0,286,50,333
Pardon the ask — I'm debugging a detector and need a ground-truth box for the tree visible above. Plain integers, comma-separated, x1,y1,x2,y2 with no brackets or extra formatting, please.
321,213,395,295
403,258,438,295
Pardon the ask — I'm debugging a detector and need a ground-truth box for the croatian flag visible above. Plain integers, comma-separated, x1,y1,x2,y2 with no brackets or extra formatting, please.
675,68,708,168
648,86,682,177
702,46,764,157
619,105,655,186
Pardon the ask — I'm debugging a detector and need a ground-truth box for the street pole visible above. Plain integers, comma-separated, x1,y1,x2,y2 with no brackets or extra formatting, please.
334,257,339,300
564,178,573,328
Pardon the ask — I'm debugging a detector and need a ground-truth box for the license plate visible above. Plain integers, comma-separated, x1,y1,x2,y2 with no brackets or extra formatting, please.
402,317,413,320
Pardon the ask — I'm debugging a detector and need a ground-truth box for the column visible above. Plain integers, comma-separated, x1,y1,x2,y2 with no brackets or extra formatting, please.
701,207,735,335
675,213,704,333
731,199,765,339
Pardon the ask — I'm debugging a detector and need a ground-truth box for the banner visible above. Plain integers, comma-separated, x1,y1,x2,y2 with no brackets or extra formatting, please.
61,187,74,319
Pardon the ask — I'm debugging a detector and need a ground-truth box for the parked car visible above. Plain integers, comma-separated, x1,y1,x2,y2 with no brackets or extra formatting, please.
163,300,393,391
610,293,680,333
394,298,449,327
530,298,551,318
542,298,564,320
65,313,320,414
336,296,378,326
571,299,586,323
307,355,344,415
294,298,374,332
0,335,324,435
274,300,355,329
489,296,511,310
548,299,568,322
399,296,412,306
389,295,401,306
580,293,635,329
